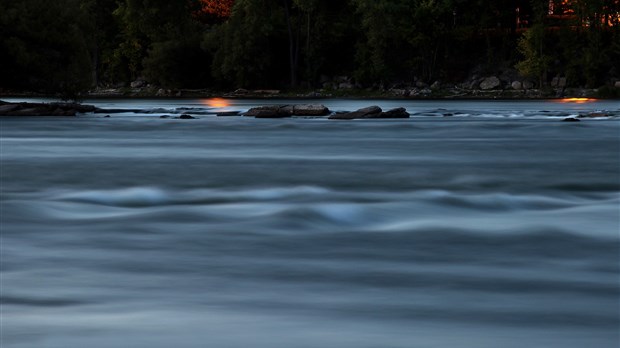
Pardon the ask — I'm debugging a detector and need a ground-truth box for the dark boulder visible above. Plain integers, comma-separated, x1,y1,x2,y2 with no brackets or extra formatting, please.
0,101,97,116
244,104,330,118
94,108,143,114
293,104,330,116
378,107,410,118
179,114,196,119
0,104,21,114
479,76,501,90
329,106,382,120
244,105,293,118
562,117,580,122
56,103,96,113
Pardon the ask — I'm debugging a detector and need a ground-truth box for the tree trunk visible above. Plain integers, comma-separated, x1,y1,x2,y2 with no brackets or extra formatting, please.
282,0,298,87
92,41,99,88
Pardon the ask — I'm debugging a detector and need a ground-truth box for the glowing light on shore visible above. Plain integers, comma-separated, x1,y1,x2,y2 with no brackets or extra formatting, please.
203,98,230,108
559,98,594,103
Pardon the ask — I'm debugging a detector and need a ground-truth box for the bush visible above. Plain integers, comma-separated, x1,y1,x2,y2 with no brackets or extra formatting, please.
595,85,620,99
143,37,212,88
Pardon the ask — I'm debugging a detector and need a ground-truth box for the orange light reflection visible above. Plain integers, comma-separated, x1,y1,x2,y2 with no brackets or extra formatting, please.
558,98,594,104
202,98,230,108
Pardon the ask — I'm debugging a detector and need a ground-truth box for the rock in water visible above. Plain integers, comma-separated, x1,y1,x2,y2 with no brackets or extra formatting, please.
329,106,382,120
562,117,580,122
243,105,292,118
378,107,410,118
0,101,95,116
293,104,330,116
0,104,21,114
244,104,330,118
179,114,196,119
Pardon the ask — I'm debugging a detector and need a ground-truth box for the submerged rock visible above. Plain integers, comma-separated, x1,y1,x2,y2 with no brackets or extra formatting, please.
216,111,241,116
578,112,610,118
562,117,580,122
179,114,196,119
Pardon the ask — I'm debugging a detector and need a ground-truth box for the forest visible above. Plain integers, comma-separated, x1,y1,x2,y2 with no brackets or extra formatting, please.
0,0,619,97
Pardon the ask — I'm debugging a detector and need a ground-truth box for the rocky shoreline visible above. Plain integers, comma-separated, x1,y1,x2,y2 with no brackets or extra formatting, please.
87,86,608,99
2,82,618,101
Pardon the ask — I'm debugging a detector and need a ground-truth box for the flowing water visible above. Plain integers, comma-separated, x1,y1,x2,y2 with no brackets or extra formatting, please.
1,98,619,348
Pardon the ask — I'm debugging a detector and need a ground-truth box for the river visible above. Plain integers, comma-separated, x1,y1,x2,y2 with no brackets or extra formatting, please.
1,98,619,348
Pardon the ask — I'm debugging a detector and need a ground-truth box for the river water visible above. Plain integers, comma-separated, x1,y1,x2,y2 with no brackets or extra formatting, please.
1,98,619,348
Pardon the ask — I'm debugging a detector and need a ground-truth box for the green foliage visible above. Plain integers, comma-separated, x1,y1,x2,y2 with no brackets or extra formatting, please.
351,0,413,82
205,0,279,88
0,0,93,98
596,84,620,98
1,0,618,93
351,0,458,84
515,24,551,87
143,36,212,88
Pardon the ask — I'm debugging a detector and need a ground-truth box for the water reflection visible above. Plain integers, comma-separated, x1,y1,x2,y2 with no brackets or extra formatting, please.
202,97,230,108
557,98,594,104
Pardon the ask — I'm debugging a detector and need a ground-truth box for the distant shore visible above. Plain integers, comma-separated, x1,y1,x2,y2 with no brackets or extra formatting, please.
1,85,618,101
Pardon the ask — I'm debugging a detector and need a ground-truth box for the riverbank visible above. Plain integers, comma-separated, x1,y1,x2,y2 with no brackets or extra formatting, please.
2,84,619,101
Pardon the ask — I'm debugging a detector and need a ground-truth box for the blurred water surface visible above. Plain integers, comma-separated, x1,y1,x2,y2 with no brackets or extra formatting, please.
1,99,619,348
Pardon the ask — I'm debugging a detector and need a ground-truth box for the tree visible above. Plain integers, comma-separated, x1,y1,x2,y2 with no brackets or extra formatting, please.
80,0,124,86
351,0,414,84
515,0,550,87
0,0,94,98
515,23,551,87
205,0,283,88
351,0,453,85
113,0,212,87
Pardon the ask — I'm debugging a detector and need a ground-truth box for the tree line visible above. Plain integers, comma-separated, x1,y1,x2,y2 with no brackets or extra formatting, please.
1,0,618,97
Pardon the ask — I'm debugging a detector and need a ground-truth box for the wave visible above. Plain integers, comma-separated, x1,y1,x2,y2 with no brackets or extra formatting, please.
56,186,331,207
3,186,616,242
47,186,617,211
